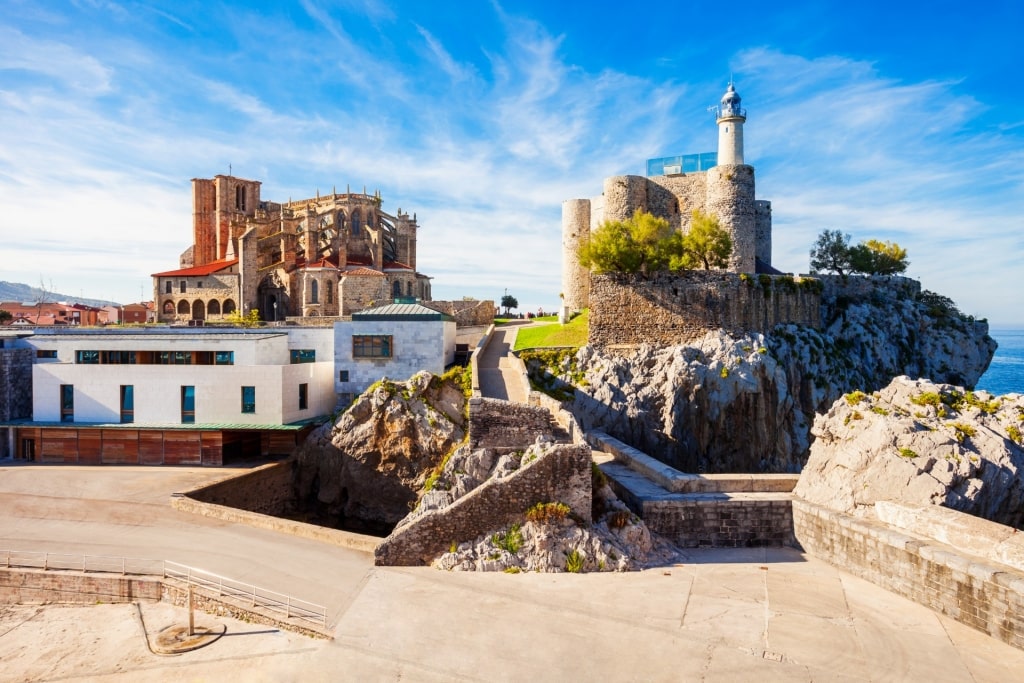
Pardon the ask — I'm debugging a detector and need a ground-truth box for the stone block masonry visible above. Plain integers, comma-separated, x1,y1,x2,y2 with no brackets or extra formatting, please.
0,569,162,605
421,300,495,327
374,443,592,566
0,347,33,458
641,496,793,548
793,499,1024,651
588,271,821,348
468,397,561,452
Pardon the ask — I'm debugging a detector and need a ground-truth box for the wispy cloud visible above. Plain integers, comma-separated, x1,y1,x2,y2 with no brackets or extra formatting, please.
0,7,1020,324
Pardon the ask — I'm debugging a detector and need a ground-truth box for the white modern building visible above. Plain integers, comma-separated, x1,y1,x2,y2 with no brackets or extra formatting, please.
335,303,456,403
8,327,334,465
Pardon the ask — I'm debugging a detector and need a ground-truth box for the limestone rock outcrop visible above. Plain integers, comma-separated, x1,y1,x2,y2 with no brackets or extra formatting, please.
794,376,1024,528
381,437,667,571
558,278,995,473
292,372,467,533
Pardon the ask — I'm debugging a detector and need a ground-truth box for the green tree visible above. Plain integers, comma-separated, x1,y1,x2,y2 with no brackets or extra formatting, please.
0,309,11,324
809,229,854,276
578,210,674,276
500,294,519,316
672,210,733,270
849,239,909,275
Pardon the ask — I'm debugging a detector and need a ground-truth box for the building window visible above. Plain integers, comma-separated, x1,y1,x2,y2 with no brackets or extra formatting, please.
352,335,392,358
102,351,136,364
339,370,349,382
36,350,57,359
299,383,308,410
163,301,175,314
165,281,172,294
60,385,74,422
235,185,246,211
311,279,319,304
180,281,186,294
120,385,134,423
181,386,195,423
158,351,193,365
392,280,401,299
290,349,316,364
326,280,334,305
215,351,234,365
75,350,100,364
241,386,256,414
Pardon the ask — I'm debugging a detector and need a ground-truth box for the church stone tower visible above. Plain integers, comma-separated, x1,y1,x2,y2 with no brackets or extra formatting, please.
716,83,746,165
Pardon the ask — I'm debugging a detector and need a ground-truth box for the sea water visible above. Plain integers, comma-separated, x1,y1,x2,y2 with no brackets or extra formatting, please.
977,328,1024,395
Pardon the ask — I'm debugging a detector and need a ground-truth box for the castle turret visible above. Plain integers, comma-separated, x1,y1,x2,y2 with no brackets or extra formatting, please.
716,83,746,166
562,199,591,311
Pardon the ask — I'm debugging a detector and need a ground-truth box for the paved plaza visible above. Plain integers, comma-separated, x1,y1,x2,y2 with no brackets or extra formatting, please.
2,462,1023,681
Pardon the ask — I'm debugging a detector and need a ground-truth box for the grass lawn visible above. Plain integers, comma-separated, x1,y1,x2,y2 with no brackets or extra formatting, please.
513,310,588,350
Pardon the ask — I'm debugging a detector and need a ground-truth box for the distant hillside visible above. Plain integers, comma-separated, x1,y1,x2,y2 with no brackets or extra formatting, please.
0,281,119,308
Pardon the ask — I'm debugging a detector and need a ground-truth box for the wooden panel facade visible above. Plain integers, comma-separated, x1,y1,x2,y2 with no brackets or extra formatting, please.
138,431,164,465
13,427,253,467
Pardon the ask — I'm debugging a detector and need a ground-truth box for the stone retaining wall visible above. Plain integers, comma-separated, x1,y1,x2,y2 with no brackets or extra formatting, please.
374,443,592,566
161,583,330,639
183,461,294,516
421,300,494,326
640,497,794,548
793,499,1024,651
0,569,161,604
467,397,557,452
588,271,821,348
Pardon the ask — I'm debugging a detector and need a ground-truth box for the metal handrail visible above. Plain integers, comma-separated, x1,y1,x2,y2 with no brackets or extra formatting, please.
0,549,327,628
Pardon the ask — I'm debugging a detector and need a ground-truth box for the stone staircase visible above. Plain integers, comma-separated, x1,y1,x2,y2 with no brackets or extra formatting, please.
590,430,798,548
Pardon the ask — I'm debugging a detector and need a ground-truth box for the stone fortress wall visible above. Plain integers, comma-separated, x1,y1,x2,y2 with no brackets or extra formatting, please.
588,271,822,348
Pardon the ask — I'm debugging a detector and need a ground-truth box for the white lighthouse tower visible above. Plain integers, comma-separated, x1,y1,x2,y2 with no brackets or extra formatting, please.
716,83,746,165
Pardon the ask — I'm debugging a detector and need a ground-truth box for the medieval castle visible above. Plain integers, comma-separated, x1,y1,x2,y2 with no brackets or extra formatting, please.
562,83,774,311
153,177,431,322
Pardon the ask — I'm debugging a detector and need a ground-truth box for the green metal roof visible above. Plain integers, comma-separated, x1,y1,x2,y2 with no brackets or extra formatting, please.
353,302,454,322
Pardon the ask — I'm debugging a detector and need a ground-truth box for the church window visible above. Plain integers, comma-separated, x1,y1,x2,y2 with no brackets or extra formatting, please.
165,281,172,294
392,281,401,299
326,280,334,304
311,279,319,304
235,186,246,211
163,301,174,314
352,210,361,236
180,281,186,293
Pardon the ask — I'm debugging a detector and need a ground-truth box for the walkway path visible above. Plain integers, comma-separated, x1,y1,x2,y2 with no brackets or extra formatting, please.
2,463,1024,680
476,321,531,403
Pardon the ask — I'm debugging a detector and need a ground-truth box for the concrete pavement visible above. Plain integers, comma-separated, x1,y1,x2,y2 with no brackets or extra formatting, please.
3,462,1024,681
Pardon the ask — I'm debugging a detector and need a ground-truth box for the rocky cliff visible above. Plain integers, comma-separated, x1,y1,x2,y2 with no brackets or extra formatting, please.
291,372,467,533
794,376,1024,529
539,277,996,473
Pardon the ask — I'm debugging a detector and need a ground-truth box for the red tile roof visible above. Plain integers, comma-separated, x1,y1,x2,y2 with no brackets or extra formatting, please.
343,267,386,277
151,258,238,278
383,260,413,270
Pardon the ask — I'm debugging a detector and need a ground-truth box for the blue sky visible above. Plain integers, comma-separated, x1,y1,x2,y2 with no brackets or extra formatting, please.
1,1,1022,324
